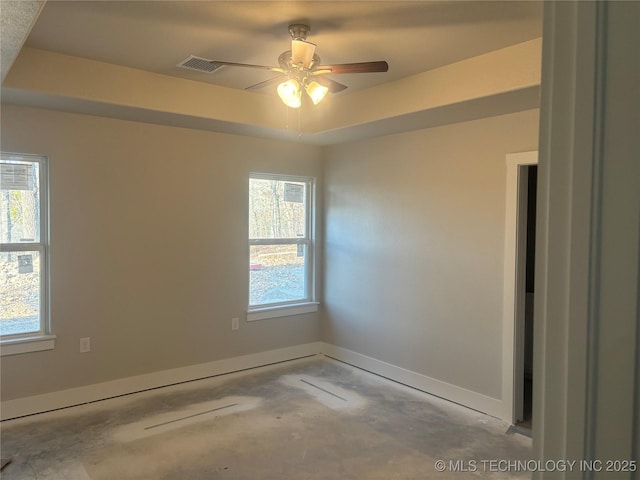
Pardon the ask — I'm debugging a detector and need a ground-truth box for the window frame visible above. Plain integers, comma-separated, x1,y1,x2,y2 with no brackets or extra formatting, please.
247,173,317,320
0,152,55,355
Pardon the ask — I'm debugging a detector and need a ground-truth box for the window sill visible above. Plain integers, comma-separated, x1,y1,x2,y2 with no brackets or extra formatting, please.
0,334,56,356
247,302,319,322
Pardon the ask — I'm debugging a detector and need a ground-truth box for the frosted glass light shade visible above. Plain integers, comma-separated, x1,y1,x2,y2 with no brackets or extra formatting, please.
305,81,329,105
277,79,302,108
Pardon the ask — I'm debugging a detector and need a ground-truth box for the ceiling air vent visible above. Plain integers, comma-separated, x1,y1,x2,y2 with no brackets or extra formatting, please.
176,55,223,73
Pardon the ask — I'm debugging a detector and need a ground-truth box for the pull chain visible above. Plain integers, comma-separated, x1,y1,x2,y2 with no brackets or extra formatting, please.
285,104,290,131
283,103,302,140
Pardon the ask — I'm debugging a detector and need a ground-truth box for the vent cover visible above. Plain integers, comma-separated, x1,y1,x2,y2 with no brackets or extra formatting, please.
176,55,222,73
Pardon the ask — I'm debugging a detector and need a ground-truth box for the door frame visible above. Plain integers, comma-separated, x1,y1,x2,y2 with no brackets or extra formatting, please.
502,151,538,424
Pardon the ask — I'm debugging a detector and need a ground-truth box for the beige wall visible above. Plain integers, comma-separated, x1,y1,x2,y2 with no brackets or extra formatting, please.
0,104,323,401
0,104,539,406
322,109,539,400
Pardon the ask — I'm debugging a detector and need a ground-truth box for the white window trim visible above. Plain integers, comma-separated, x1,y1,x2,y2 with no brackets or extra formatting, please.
248,173,317,317
1,153,53,353
1,334,56,356
247,302,319,322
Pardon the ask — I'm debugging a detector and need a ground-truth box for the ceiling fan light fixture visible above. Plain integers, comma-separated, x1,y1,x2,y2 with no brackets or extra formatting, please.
277,79,302,108
305,81,329,105
205,24,388,109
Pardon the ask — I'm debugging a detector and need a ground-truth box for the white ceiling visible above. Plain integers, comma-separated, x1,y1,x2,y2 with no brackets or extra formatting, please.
0,0,44,82
1,1,543,145
23,1,543,94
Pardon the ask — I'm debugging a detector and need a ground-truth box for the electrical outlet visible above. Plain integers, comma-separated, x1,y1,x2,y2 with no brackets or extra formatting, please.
231,317,239,331
80,337,91,353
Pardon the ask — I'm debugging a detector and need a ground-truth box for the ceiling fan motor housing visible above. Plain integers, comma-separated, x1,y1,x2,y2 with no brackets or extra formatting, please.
278,51,321,71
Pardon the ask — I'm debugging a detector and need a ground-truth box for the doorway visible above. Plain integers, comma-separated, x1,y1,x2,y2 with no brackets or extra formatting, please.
518,165,536,429
501,151,537,427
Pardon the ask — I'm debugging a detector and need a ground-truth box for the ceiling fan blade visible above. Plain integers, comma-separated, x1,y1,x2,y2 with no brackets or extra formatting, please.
291,40,316,69
315,61,389,74
245,75,287,91
314,77,349,93
210,60,285,73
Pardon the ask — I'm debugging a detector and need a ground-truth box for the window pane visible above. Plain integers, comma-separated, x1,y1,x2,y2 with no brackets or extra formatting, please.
0,250,41,336
249,178,306,239
0,159,41,243
249,244,306,306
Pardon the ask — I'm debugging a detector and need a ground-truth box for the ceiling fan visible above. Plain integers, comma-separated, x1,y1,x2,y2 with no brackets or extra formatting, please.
202,24,389,108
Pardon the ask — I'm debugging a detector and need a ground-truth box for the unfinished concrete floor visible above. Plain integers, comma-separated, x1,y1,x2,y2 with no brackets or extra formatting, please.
0,357,531,479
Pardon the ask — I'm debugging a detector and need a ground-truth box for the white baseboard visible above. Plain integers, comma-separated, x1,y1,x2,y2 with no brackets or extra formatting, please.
320,343,504,419
1,342,322,421
2,341,505,422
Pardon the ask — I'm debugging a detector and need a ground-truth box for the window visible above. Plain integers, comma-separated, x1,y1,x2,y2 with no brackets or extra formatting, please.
248,174,317,320
1,153,54,355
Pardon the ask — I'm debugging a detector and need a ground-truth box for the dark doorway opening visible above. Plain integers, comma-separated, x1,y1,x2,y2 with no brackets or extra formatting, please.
518,165,537,430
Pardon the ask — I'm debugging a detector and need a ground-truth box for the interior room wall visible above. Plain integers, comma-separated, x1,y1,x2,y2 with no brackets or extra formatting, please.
322,109,539,402
0,104,323,401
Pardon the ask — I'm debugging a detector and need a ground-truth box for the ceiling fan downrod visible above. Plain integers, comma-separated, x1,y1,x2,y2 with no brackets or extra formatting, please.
288,24,310,41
